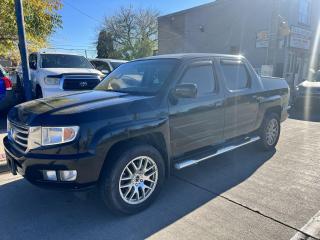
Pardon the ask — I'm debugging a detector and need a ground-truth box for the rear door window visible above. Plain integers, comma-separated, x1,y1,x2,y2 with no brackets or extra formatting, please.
221,61,250,90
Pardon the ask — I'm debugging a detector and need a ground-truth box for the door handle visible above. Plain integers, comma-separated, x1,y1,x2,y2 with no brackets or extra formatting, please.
252,95,264,103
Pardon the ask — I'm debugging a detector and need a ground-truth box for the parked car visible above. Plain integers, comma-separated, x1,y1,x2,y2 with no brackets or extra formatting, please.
0,64,15,112
4,54,289,214
16,52,104,99
89,58,128,76
294,70,320,110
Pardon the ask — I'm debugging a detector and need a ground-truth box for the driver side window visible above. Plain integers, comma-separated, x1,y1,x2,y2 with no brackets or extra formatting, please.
29,54,37,70
180,64,216,97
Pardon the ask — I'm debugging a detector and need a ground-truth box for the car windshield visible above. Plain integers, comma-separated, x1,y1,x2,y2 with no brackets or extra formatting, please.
95,59,178,94
40,54,93,69
110,61,126,69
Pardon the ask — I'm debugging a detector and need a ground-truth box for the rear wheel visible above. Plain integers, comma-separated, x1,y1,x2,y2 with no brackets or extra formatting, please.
258,113,280,151
99,144,165,215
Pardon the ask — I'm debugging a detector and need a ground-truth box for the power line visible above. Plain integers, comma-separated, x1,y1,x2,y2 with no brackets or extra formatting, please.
63,0,102,24
49,43,96,48
45,47,96,51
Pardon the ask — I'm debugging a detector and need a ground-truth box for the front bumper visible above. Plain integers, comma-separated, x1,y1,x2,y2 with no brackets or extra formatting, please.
3,136,100,190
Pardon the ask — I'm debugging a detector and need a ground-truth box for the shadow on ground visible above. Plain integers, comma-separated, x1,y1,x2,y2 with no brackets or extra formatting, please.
0,114,6,133
0,145,274,240
289,107,320,122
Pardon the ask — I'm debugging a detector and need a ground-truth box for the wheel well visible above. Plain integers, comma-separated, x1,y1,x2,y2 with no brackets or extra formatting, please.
36,84,41,92
265,106,281,119
100,132,169,179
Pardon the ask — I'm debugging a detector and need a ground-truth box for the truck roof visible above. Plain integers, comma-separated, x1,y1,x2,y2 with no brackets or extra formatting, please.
34,51,85,57
140,53,244,61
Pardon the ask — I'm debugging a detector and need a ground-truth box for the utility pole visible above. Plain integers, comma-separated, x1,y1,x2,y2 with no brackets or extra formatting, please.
14,0,32,100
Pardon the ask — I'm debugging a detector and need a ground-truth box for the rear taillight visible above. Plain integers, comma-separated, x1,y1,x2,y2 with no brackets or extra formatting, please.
2,76,12,90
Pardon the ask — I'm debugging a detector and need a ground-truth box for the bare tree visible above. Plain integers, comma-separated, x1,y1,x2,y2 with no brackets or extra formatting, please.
100,6,159,60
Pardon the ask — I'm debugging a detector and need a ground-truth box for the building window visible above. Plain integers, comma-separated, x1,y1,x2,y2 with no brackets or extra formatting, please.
298,0,311,25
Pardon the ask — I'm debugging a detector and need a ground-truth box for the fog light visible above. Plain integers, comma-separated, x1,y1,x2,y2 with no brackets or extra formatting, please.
59,170,77,181
43,170,57,181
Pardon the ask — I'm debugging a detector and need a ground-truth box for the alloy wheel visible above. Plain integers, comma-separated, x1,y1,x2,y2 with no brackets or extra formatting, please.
118,156,158,205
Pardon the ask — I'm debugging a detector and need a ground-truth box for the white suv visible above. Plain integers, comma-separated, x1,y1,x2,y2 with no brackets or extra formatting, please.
17,52,103,98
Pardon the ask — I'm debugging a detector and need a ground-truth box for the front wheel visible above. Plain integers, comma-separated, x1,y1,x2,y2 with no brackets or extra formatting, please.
99,144,165,215
258,113,281,151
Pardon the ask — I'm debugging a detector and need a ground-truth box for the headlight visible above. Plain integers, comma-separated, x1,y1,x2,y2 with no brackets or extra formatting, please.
28,126,79,149
42,126,79,146
44,77,60,85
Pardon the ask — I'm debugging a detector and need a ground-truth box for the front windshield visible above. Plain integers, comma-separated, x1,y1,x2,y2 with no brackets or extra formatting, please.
41,54,93,69
95,59,178,94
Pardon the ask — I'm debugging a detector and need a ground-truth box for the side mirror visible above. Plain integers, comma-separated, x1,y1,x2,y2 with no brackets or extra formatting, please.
173,83,197,98
101,69,110,75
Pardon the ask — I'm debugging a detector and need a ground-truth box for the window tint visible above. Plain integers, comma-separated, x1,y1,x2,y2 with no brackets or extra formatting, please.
180,65,215,96
110,61,125,69
41,54,93,69
91,61,111,71
95,59,178,94
29,54,37,69
221,62,250,90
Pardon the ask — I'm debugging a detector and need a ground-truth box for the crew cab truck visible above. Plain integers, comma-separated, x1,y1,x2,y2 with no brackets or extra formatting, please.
4,54,289,215
16,52,103,99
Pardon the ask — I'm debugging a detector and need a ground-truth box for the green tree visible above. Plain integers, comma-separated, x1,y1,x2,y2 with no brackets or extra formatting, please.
0,0,62,61
96,30,120,58
100,6,159,60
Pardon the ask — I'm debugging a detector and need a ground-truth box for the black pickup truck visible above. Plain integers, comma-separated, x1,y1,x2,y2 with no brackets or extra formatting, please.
4,54,289,214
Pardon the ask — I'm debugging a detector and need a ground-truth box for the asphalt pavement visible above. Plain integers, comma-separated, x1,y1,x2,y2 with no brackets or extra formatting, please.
0,112,319,240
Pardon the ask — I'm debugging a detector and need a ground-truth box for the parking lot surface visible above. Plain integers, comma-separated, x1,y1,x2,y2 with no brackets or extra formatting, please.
0,114,319,240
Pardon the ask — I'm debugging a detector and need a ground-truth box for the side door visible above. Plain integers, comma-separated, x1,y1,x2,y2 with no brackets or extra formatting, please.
169,60,225,157
219,59,259,140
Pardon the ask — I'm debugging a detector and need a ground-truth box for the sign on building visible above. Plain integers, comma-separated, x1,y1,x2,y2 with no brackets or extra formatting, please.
256,30,269,48
289,26,312,50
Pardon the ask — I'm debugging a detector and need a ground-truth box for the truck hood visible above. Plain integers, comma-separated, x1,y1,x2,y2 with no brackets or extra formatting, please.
9,90,154,125
42,68,102,76
299,81,320,89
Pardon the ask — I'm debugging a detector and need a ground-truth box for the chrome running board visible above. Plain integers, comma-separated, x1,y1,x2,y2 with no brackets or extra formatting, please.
174,136,261,170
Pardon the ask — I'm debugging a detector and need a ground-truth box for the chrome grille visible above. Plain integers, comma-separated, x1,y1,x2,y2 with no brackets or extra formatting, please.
9,122,29,152
62,74,101,90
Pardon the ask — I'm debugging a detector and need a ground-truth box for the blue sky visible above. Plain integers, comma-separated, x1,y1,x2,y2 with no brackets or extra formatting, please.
49,0,213,57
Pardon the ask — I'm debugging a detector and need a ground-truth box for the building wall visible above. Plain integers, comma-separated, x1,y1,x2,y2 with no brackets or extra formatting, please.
158,0,320,78
158,0,274,70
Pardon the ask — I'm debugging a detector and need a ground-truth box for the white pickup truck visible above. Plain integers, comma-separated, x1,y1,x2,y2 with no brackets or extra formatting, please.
17,52,103,98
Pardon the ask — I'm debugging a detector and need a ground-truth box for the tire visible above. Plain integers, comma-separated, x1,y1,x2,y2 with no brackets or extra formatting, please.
35,86,43,99
99,144,165,215
258,113,281,151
